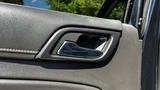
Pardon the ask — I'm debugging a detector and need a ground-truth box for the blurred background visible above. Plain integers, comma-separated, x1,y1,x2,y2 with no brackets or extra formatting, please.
0,0,125,20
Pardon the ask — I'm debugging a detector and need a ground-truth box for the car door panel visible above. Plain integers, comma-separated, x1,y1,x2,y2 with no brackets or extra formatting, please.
0,2,142,90
0,79,100,90
0,3,122,60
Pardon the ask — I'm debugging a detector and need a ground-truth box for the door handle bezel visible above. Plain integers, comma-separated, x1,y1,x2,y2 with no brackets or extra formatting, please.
36,27,121,62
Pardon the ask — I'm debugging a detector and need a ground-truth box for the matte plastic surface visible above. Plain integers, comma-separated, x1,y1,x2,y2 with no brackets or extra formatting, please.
0,2,122,59
0,2,141,90
0,79,100,90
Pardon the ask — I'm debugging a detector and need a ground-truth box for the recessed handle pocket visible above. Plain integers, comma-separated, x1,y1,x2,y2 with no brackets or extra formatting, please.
57,41,103,58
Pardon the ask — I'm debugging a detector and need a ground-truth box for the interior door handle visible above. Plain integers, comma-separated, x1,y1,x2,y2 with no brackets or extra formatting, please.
57,41,103,58
36,27,120,62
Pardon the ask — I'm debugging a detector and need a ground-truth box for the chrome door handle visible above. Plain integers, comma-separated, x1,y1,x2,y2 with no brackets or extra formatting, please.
57,41,103,58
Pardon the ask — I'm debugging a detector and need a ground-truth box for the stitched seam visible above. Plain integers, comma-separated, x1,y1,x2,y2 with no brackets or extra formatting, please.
0,48,38,54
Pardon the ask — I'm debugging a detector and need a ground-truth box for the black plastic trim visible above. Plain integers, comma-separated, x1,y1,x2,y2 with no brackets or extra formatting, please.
36,27,120,62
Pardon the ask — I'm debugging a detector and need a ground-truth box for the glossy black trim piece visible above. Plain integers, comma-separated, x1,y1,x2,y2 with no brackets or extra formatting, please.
141,0,160,90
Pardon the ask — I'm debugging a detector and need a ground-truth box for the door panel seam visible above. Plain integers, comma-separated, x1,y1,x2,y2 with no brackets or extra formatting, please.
0,48,38,54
